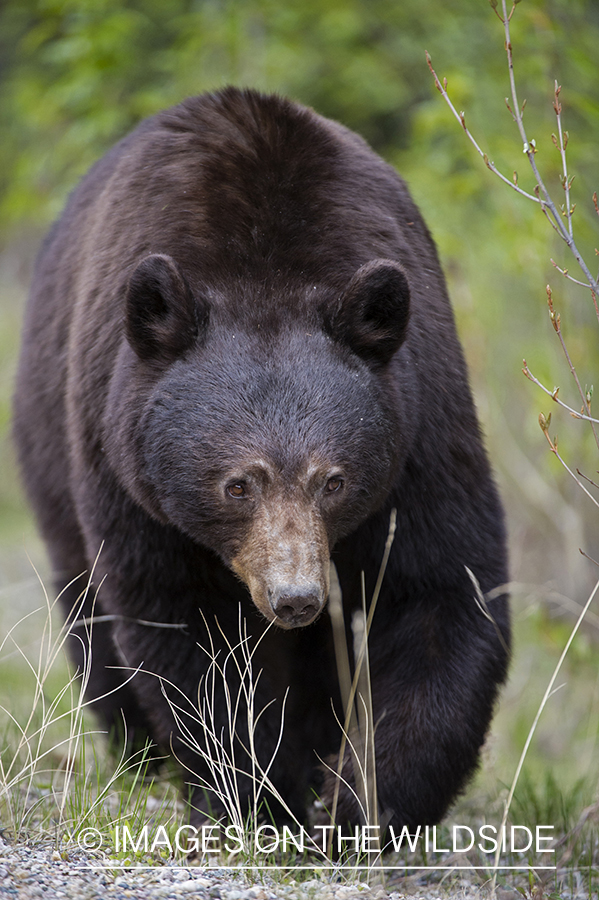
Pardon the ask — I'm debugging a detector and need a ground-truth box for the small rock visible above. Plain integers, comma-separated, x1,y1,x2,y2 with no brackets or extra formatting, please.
173,869,191,881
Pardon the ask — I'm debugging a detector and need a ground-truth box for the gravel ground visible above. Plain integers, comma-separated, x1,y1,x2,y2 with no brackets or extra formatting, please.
0,836,506,900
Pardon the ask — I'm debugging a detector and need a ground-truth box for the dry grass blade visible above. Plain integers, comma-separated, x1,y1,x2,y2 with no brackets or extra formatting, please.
134,609,329,864
327,510,396,859
491,575,599,890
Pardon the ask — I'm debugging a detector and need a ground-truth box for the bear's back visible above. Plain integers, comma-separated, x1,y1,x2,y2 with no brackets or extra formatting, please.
33,88,440,317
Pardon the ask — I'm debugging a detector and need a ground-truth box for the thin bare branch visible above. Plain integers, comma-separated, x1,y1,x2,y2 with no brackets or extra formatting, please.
554,81,574,239
576,468,599,491
545,285,599,448
580,549,599,568
425,51,540,203
430,24,597,295
499,0,599,294
523,360,599,424
551,259,591,289
538,415,599,510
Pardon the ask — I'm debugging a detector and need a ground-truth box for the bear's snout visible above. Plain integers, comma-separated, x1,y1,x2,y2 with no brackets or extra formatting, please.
229,492,331,628
269,583,323,627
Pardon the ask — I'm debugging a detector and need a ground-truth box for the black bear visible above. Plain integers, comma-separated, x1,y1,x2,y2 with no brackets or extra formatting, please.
13,87,509,832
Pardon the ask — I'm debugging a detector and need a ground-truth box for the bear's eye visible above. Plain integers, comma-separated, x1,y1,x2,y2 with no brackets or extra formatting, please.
325,476,344,494
226,482,247,499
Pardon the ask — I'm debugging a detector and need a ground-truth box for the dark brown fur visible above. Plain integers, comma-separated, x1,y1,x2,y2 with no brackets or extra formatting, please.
13,88,509,829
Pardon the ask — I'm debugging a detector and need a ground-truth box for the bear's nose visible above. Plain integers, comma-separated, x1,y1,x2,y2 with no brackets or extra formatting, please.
269,584,322,627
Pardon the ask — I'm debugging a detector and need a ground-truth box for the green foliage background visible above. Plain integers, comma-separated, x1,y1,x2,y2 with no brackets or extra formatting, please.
1,0,599,850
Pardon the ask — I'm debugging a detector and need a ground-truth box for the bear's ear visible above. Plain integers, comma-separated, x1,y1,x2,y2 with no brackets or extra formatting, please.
125,254,208,362
332,259,410,366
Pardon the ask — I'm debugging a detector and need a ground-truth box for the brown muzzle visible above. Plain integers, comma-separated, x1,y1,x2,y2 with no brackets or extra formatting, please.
230,494,330,628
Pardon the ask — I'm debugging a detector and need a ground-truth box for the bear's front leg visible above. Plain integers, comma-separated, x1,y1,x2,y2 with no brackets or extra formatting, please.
320,579,510,832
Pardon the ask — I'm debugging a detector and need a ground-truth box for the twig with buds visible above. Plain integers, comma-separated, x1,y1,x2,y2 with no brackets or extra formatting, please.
428,0,599,491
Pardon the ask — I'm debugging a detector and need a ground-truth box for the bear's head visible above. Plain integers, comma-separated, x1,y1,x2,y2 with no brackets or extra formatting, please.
106,254,411,628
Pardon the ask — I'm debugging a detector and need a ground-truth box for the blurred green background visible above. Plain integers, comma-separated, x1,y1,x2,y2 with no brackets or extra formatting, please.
1,0,599,852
